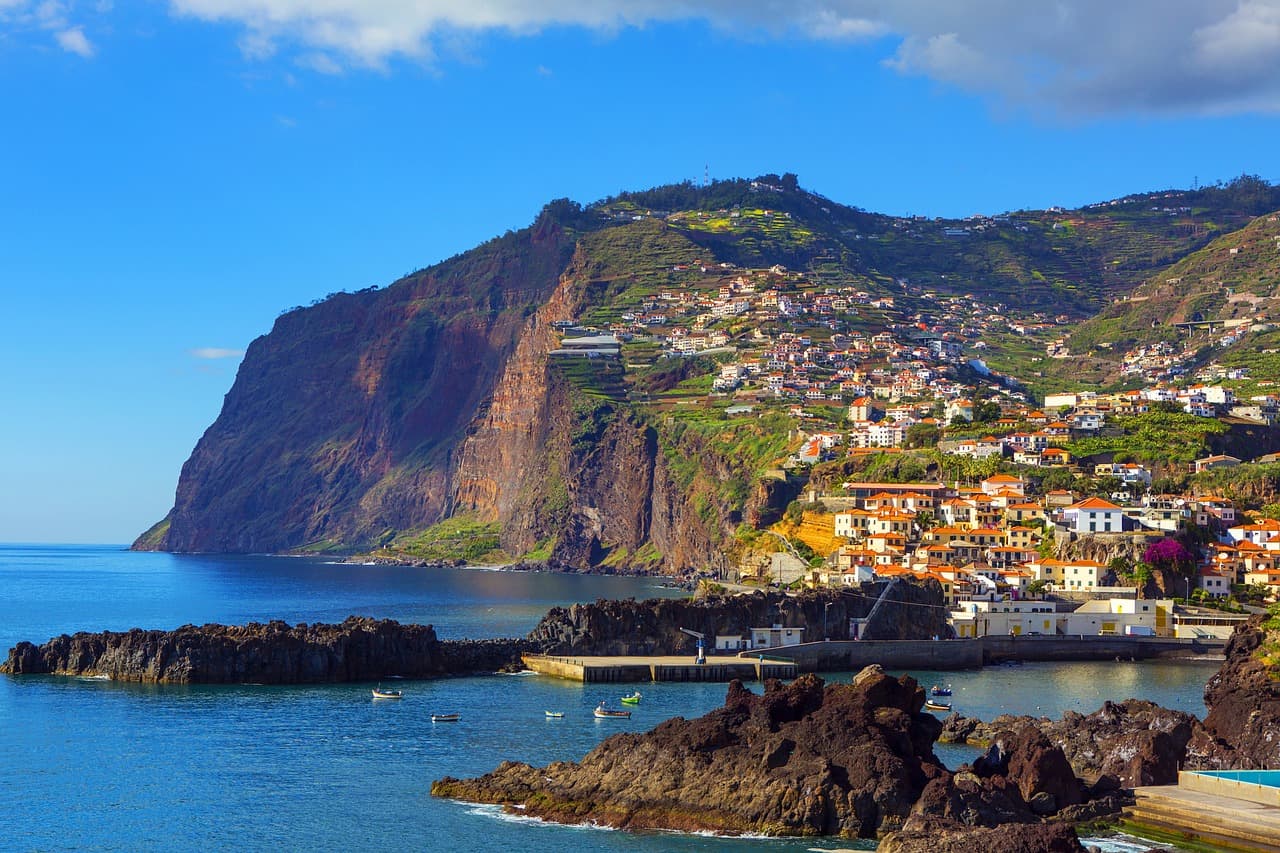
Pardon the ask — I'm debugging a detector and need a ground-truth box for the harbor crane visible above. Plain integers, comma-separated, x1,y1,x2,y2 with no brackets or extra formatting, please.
679,627,707,665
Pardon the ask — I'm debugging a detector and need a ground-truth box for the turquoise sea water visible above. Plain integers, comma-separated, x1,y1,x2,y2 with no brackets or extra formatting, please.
0,545,1214,852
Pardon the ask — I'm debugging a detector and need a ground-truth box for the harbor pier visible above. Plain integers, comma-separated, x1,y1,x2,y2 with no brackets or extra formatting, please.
521,654,798,683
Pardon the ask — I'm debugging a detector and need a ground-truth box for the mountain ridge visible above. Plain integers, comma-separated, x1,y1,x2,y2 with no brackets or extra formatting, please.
135,174,1280,571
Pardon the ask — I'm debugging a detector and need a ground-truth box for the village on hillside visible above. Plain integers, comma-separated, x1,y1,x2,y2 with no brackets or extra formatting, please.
551,230,1280,639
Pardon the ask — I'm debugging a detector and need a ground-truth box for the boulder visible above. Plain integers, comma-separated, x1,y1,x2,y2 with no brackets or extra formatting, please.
878,819,1086,852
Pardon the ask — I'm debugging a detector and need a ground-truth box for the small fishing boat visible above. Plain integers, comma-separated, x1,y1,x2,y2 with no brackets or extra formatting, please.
594,703,631,719
924,699,952,712
620,691,642,705
431,713,461,722
371,686,403,700
544,711,565,718
930,684,952,697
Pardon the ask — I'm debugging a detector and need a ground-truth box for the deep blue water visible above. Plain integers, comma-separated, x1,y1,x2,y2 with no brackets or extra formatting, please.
0,546,1213,852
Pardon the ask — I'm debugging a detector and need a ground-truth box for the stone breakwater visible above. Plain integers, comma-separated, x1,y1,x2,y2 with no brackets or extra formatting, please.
0,617,531,684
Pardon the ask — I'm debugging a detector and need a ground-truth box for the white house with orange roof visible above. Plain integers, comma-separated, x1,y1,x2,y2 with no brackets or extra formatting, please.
1027,557,1108,591
1063,497,1126,534
980,474,1026,497
832,509,873,540
1228,518,1280,546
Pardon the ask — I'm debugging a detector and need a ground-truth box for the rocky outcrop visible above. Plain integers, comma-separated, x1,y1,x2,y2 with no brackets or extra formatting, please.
527,585,947,656
1,617,530,684
935,617,1280,787
433,668,1119,840
940,699,1201,788
433,670,948,837
1185,615,1280,769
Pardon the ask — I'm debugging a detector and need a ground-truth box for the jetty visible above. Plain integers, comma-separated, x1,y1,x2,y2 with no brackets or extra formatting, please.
1127,771,1280,852
522,653,797,683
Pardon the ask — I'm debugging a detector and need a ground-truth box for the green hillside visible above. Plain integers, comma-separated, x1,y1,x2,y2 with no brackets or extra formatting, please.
1044,205,1280,386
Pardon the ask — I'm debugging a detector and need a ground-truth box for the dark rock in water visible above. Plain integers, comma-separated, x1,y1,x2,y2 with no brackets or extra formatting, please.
877,820,1086,852
433,668,948,838
940,699,1200,788
1,617,530,684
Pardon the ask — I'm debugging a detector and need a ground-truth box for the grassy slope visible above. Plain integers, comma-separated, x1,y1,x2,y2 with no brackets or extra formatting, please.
1041,209,1280,385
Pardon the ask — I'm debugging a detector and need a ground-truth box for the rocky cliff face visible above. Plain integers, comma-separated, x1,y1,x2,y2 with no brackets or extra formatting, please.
140,213,578,554
136,205,765,572
1185,615,1280,769
0,617,529,684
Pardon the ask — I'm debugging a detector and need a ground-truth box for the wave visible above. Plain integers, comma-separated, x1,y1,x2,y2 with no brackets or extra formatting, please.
462,804,612,832
461,803,813,842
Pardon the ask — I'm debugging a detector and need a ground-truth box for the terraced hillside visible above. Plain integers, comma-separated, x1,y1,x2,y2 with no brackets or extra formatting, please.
1047,208,1280,385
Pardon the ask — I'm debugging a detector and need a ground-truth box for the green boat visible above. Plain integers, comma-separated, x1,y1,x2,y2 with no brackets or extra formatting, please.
620,691,642,705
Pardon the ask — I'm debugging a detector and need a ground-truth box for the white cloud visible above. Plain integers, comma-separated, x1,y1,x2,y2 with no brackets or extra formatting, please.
158,1,1280,116
190,347,245,359
54,24,92,55
6,1,1280,116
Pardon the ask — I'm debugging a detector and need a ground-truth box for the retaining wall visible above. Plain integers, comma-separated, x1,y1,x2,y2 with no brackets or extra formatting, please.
765,634,1224,672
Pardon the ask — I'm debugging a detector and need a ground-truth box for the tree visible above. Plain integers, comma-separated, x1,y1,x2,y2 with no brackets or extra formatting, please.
905,423,940,449
975,401,1002,422
1143,538,1195,576
1027,579,1048,598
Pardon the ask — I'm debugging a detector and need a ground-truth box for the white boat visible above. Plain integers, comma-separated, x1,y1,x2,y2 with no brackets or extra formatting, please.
431,713,461,722
924,699,952,712
372,686,402,700
544,711,564,718
594,703,630,719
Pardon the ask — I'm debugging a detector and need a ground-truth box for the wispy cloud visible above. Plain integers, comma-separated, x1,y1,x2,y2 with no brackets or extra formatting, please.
189,347,245,359
54,24,92,55
157,0,1280,118
7,1,1280,117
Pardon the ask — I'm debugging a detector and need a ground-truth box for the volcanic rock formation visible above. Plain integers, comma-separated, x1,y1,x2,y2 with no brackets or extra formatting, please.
0,617,529,684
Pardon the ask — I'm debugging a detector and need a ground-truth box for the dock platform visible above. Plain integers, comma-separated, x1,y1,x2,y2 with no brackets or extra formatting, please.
521,654,798,683
1126,782,1280,852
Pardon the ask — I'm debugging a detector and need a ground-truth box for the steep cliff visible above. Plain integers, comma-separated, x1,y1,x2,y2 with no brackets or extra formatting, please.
140,210,579,553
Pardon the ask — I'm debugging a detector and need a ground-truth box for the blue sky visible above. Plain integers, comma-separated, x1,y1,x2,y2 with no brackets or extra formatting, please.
3,1,1280,543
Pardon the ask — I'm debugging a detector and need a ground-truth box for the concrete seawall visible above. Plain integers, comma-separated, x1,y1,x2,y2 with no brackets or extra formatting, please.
767,634,1225,672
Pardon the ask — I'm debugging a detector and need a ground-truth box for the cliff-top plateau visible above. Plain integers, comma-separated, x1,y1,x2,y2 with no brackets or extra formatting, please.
133,174,1280,573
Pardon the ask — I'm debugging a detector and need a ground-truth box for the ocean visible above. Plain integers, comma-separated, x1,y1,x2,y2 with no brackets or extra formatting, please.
0,545,1213,852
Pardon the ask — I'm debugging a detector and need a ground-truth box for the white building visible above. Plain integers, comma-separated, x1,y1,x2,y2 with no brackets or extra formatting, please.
1063,497,1126,534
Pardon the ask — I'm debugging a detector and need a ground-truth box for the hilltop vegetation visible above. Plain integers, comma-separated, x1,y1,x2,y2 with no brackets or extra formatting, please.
137,172,1280,573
